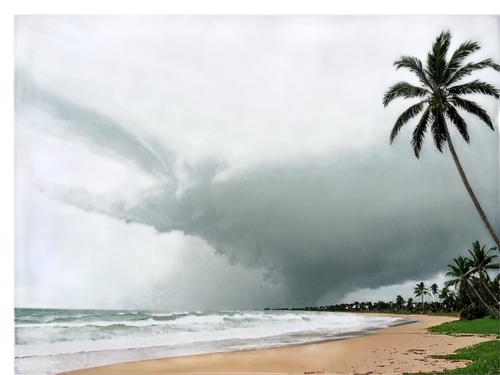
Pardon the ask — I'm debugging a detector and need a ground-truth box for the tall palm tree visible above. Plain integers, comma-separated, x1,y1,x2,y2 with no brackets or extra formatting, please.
383,30,500,248
467,240,499,302
414,282,429,313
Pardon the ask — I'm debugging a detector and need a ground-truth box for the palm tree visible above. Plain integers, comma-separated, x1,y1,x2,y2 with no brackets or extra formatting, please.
439,285,456,310
395,295,405,311
467,240,499,305
430,283,439,311
383,30,500,248
414,282,429,313
429,283,439,311
445,255,473,307
406,297,414,313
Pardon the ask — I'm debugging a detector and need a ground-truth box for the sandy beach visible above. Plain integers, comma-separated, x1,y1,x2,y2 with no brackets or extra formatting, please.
60,314,494,375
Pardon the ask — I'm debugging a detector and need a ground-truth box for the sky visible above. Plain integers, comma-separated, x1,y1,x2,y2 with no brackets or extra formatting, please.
13,14,500,311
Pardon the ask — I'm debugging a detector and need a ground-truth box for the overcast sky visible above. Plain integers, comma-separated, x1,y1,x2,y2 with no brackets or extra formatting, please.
14,15,500,310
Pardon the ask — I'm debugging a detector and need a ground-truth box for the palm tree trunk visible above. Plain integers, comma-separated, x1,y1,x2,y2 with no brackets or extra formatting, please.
467,278,500,318
479,275,500,307
445,127,500,249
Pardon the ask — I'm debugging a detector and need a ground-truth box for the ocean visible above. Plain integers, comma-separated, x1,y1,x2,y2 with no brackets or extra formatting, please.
15,308,411,374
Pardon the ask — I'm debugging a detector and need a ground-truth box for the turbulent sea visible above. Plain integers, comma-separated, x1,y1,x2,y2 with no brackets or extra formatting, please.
15,308,410,374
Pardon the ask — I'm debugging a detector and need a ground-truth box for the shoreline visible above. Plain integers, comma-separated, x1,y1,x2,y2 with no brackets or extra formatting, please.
59,313,492,375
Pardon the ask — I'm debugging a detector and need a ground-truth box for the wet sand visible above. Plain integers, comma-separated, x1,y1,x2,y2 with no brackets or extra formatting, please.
61,314,493,375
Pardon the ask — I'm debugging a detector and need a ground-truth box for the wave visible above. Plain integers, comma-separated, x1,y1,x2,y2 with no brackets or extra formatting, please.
14,312,318,328
151,311,190,316
14,315,401,358
16,311,288,329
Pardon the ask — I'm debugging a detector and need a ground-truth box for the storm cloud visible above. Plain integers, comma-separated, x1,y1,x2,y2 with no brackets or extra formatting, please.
14,15,500,309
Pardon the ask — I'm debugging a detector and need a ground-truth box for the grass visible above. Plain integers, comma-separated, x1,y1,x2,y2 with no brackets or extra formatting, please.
404,318,500,375
428,317,500,336
404,340,500,375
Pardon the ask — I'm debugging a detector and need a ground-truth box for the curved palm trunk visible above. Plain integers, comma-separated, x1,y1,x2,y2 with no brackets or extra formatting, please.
467,278,500,318
445,126,500,248
479,275,500,307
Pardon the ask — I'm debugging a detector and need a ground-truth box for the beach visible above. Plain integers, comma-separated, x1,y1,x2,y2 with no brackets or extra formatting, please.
60,314,492,375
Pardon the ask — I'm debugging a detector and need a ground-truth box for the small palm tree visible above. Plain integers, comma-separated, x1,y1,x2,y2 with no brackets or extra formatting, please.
383,30,500,248
439,285,456,310
414,282,429,313
430,283,439,311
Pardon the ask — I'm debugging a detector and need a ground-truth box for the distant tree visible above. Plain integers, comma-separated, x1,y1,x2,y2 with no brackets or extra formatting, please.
439,285,457,311
406,297,414,313
383,30,500,248
429,283,439,301
414,282,429,313
395,295,405,311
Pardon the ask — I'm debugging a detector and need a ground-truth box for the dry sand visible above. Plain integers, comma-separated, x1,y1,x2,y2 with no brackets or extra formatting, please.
61,314,494,375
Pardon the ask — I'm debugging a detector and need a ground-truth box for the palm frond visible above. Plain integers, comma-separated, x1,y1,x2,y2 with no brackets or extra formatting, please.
426,30,452,86
383,82,429,107
449,97,494,130
389,101,427,144
442,40,481,84
393,56,433,89
410,107,431,159
430,110,447,153
448,80,500,99
446,58,500,86
445,105,470,144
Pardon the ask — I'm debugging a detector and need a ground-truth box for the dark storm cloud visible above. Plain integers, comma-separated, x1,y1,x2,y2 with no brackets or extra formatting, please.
15,67,499,306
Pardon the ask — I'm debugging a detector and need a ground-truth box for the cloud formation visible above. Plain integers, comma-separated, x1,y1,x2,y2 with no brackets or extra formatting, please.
14,15,500,309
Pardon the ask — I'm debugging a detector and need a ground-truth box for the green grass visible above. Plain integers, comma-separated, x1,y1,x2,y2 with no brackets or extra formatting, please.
428,317,500,335
404,340,500,375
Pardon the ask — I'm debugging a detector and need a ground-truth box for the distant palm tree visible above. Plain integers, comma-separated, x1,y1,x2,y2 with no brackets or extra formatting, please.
383,30,500,248
445,255,473,307
395,295,405,311
430,283,439,311
414,282,429,313
439,285,456,310
406,297,414,313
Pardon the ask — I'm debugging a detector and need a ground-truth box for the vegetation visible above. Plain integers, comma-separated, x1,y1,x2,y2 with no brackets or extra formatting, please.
428,317,500,335
383,30,500,248
291,240,499,321
404,340,500,375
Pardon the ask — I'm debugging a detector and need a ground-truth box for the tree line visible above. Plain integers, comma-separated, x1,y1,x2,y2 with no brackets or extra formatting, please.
301,241,499,320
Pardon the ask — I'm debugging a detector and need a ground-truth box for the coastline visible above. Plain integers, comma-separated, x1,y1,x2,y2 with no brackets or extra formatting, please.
60,314,492,375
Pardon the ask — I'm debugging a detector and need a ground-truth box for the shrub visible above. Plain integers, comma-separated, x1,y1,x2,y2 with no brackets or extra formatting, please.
460,304,486,321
